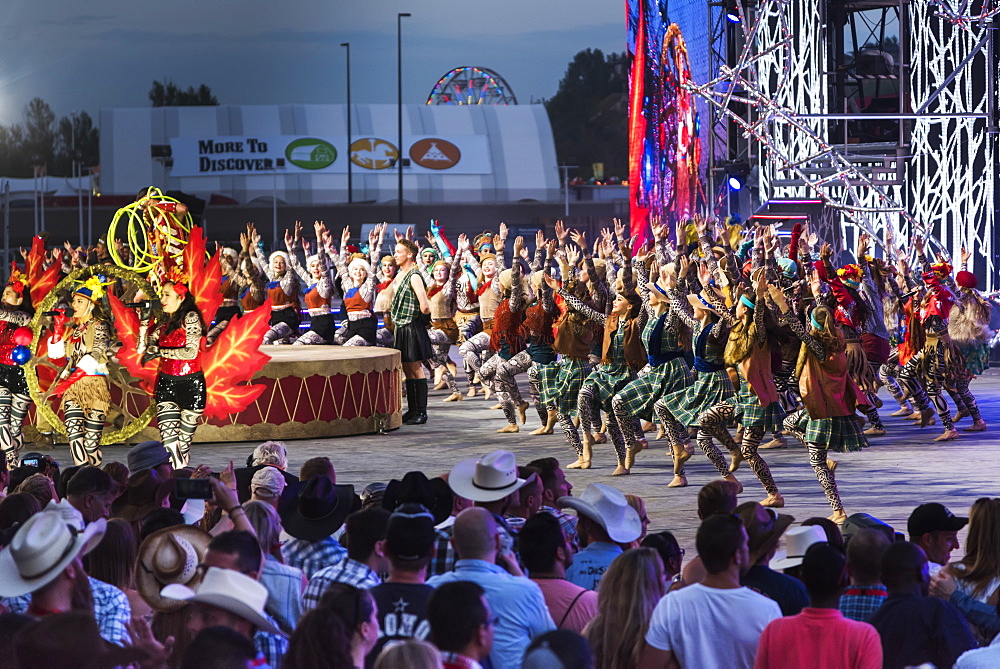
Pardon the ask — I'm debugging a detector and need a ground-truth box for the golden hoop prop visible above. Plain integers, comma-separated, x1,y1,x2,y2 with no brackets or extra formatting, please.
108,187,192,275
27,265,158,445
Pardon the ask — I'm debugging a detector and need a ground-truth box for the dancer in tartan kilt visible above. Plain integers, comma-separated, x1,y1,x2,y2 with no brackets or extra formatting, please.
611,221,693,475
543,240,647,475
776,294,871,525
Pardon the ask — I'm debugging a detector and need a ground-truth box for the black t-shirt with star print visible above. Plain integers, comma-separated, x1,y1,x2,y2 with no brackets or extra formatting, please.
366,581,435,667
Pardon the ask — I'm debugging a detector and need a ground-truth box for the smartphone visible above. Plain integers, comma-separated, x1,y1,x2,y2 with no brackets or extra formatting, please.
21,458,40,468
174,478,213,500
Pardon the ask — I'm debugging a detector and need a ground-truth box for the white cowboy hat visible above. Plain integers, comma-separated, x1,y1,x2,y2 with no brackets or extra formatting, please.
770,525,829,570
448,450,527,503
0,510,106,598
557,483,641,544
160,566,285,637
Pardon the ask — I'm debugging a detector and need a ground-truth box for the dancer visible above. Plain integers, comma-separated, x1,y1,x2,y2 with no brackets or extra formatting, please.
947,247,989,432
329,227,378,346
653,257,736,488
612,246,693,483
458,225,507,401
47,277,112,466
479,258,532,432
425,235,466,403
537,247,600,467
0,267,34,468
546,241,646,475
137,270,207,469
777,296,870,525
250,226,301,345
287,221,335,345
696,263,784,508
390,239,433,425
522,250,561,436
897,239,963,441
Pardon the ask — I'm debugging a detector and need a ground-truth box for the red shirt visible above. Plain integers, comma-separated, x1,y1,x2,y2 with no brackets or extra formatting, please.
754,607,882,669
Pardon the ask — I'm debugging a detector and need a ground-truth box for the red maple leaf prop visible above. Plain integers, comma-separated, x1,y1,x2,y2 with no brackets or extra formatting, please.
201,299,272,419
107,293,160,393
183,226,224,323
24,236,61,308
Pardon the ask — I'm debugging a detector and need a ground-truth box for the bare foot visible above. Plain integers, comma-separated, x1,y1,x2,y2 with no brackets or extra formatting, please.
528,425,554,435
952,409,970,423
443,392,463,402
497,424,519,433
517,402,530,425
918,408,936,428
934,429,959,442
890,405,912,417
466,387,478,398
592,432,608,445
863,427,885,436
612,464,630,476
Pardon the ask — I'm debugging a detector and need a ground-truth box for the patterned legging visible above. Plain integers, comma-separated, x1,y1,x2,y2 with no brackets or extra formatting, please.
773,357,800,411
526,363,549,424
459,332,491,391
698,403,779,496
577,383,601,438
878,349,910,410
481,351,532,425
558,413,583,457
899,342,954,430
783,409,843,513
65,400,105,466
157,401,201,469
0,389,31,468
427,329,459,395
862,360,885,430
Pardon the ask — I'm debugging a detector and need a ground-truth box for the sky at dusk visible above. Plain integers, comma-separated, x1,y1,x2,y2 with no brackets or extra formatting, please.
0,0,625,125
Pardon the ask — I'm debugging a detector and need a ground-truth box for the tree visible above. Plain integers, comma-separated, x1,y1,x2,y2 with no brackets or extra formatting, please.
53,111,100,175
544,49,629,181
22,97,57,169
149,79,219,107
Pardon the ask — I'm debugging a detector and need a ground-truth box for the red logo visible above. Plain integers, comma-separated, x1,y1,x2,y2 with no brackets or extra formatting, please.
409,138,461,170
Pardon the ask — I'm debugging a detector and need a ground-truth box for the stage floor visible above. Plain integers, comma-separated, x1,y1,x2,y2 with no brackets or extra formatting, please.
28,363,1000,560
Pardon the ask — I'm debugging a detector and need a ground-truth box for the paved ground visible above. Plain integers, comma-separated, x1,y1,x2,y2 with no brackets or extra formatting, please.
34,368,1000,559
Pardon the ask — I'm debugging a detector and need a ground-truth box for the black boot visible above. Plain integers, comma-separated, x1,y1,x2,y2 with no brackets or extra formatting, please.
405,378,428,425
402,379,416,422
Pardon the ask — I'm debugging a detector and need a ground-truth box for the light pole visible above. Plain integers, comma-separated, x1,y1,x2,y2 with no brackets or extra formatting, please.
341,42,353,204
397,12,411,228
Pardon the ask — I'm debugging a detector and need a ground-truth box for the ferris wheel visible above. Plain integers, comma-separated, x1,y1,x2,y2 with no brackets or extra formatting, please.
426,66,518,105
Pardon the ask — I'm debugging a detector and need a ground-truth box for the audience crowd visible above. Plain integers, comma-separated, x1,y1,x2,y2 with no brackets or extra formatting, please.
0,440,996,668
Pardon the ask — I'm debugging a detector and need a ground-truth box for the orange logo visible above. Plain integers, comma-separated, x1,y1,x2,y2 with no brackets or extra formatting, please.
409,138,461,170
350,138,399,170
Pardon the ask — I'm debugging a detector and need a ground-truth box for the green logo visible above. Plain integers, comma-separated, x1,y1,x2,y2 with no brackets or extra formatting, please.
285,138,337,169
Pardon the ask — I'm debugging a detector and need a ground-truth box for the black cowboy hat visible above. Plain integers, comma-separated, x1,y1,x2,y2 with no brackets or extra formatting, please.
382,471,453,526
278,477,355,543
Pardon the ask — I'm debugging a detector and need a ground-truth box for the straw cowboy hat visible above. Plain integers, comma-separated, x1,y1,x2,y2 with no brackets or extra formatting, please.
737,502,796,566
448,450,527,503
557,483,641,544
161,566,285,636
135,524,213,613
0,510,106,598
770,525,828,570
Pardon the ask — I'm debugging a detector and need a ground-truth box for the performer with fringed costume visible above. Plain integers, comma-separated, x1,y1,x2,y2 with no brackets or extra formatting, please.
947,247,989,433
136,265,207,469
46,276,114,466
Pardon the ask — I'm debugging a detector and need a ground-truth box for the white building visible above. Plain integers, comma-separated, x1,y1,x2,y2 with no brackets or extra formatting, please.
99,103,560,204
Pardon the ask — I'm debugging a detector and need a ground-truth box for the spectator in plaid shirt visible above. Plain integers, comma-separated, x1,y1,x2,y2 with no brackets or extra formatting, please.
840,528,891,622
279,461,355,579
302,506,389,611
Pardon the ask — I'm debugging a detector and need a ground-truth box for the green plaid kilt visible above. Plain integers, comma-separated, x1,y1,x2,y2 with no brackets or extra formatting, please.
585,363,635,412
538,357,590,415
616,358,694,421
659,369,735,427
724,381,786,432
795,413,870,453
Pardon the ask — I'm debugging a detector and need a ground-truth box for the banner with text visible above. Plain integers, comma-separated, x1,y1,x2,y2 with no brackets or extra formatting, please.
168,135,492,177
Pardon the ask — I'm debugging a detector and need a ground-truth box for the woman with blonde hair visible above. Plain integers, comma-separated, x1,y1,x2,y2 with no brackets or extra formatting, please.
374,639,443,669
585,547,667,669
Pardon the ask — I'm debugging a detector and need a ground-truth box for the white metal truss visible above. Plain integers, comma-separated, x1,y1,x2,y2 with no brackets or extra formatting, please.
686,0,998,289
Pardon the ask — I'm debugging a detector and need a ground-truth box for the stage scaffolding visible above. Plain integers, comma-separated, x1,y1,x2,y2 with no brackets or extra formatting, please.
697,0,999,289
